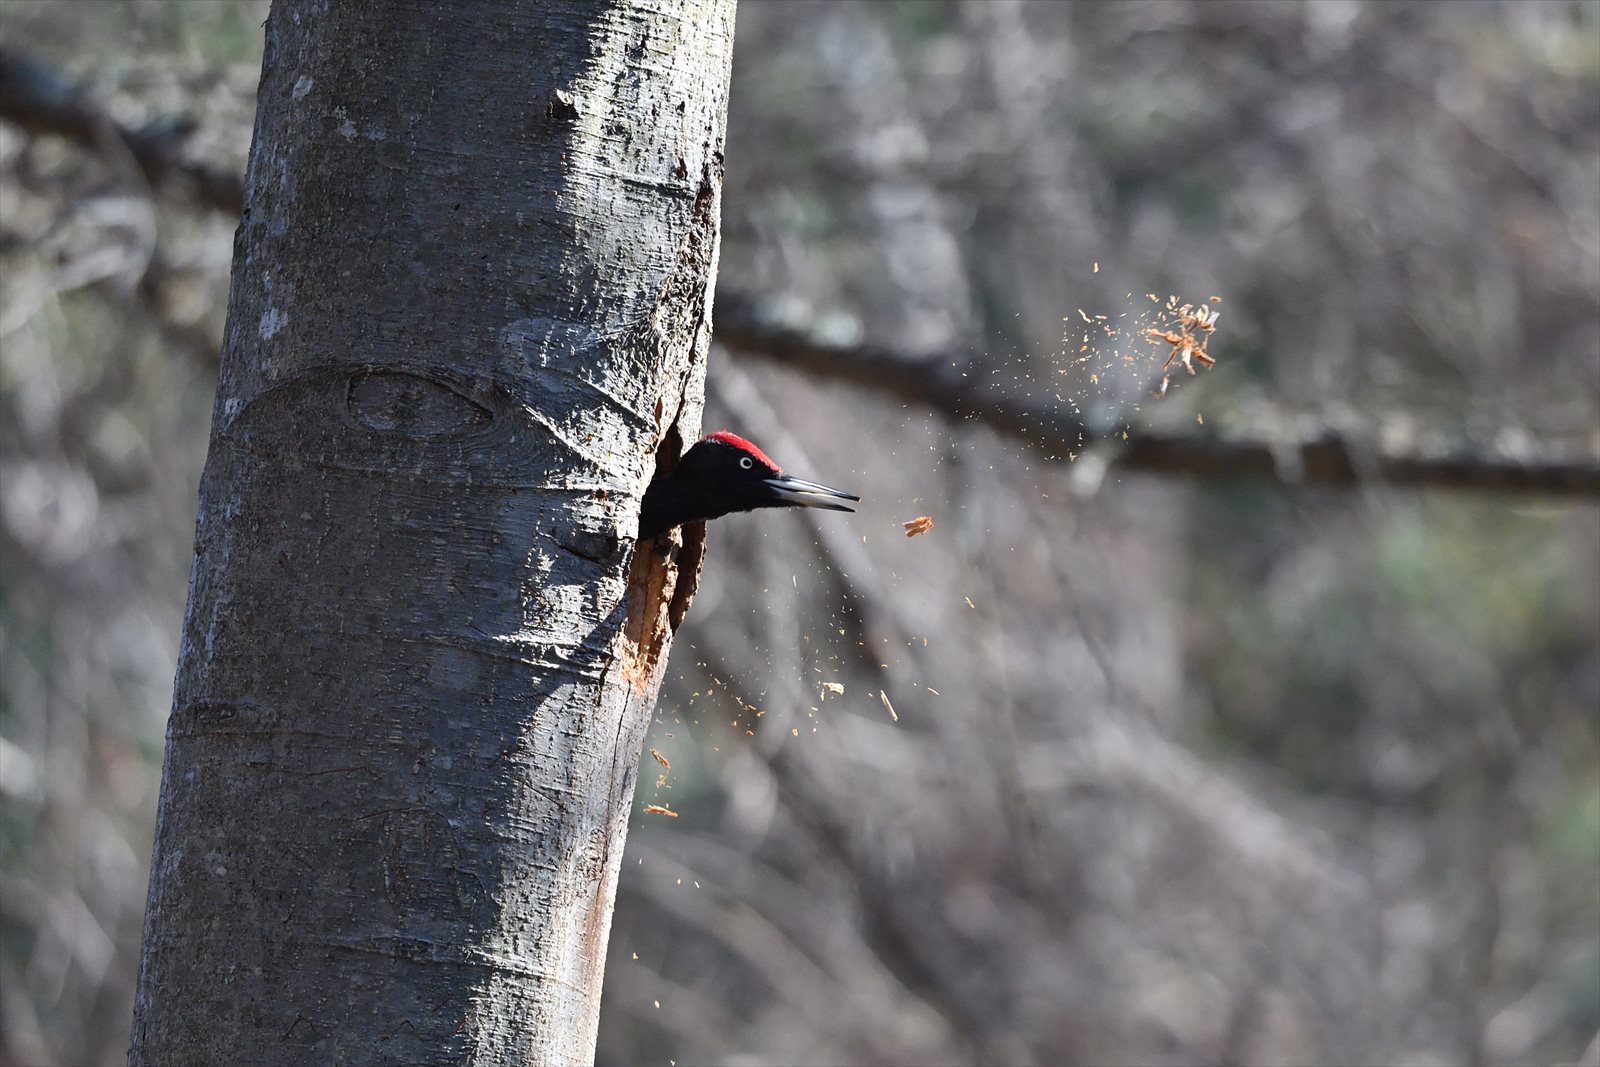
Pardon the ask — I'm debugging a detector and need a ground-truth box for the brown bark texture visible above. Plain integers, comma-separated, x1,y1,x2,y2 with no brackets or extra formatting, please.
128,1,736,1064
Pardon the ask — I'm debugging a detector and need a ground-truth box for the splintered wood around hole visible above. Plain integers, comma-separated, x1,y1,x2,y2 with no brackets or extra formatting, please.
619,427,702,693
620,520,703,694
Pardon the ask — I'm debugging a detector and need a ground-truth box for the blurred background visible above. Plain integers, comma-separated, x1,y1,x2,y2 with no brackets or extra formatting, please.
2,1,1598,1065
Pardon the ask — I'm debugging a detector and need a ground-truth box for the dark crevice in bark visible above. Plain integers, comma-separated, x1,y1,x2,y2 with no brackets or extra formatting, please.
617,152,724,686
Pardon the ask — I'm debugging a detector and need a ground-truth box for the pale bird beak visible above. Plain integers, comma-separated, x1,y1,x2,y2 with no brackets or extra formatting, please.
763,475,860,513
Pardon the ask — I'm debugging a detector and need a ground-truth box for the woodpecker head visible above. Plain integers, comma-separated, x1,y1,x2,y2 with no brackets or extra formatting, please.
638,430,859,540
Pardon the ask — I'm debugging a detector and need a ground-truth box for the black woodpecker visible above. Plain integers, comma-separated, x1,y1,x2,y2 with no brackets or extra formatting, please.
638,431,859,540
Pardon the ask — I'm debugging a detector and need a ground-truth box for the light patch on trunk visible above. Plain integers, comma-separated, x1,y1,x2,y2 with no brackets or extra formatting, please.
258,306,286,339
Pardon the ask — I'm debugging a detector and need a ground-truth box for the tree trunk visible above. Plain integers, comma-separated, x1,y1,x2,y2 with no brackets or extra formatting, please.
129,2,735,1063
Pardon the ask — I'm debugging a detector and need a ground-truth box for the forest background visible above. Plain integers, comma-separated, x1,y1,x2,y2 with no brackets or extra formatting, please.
1,2,1597,1065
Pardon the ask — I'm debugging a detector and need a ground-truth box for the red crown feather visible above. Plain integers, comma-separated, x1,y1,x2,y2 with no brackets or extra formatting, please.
703,431,780,473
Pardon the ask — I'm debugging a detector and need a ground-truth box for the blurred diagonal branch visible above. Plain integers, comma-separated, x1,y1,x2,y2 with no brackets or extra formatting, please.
715,294,1600,499
0,45,244,214
688,637,999,1064
709,364,922,653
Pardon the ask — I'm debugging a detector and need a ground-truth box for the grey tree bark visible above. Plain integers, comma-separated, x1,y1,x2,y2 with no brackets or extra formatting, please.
129,2,735,1064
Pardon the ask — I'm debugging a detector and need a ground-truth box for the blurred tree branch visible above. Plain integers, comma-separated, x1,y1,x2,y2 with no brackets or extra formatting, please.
715,294,1600,499
5,44,1596,500
0,45,244,214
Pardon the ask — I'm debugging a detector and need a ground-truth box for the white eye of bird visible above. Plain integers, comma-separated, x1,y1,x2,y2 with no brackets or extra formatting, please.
739,456,753,469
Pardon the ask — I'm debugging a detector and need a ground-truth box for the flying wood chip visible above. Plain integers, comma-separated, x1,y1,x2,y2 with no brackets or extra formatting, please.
1146,297,1222,399
902,515,934,537
643,805,678,818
